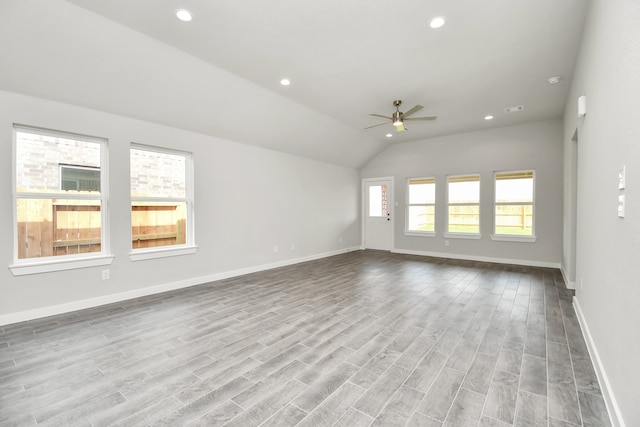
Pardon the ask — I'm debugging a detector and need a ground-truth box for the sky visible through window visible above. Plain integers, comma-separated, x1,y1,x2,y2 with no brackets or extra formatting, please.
496,178,533,202
409,183,434,204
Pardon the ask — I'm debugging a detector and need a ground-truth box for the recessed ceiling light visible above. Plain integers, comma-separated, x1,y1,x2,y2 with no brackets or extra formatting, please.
484,115,494,120
430,17,446,29
176,9,192,22
280,78,291,86
386,133,393,138
548,76,561,84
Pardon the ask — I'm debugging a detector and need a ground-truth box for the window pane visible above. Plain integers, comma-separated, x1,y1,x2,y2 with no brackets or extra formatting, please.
495,204,533,236
130,148,186,198
368,185,388,217
131,201,187,249
409,181,435,204
408,205,435,232
448,205,480,233
16,198,102,259
496,177,533,203
61,166,100,192
448,178,480,204
16,131,101,194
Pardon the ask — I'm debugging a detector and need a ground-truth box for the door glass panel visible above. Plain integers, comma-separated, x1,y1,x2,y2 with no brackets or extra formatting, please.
368,185,388,217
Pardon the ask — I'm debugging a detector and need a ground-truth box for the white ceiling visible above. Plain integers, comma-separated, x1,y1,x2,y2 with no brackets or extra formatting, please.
0,0,588,168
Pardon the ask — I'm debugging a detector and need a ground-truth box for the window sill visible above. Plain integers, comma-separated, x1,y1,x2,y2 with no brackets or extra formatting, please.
129,245,197,261
9,254,115,276
443,232,482,240
404,231,436,237
491,235,537,243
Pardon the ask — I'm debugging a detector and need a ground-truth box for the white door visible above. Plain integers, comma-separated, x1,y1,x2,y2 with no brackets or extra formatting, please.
364,179,393,250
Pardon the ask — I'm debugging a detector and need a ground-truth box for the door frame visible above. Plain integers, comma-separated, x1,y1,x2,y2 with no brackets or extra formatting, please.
361,176,395,250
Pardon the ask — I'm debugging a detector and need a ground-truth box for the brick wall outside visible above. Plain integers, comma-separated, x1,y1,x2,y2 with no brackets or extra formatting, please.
16,132,100,192
16,131,186,197
130,148,186,198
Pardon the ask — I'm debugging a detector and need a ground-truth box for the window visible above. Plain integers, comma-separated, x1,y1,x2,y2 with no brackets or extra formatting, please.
406,178,435,234
11,125,111,275
494,171,535,240
130,145,195,260
447,174,480,236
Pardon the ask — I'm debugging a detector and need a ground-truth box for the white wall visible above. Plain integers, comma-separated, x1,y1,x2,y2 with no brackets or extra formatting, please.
0,90,360,321
361,119,564,267
563,0,640,425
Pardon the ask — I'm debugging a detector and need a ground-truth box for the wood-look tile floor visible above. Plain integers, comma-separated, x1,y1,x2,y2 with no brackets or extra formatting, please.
0,251,611,426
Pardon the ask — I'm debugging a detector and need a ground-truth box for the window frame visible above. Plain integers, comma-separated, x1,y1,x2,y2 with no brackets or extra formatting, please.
129,143,196,261
444,174,482,239
405,177,436,237
10,125,113,276
491,170,537,243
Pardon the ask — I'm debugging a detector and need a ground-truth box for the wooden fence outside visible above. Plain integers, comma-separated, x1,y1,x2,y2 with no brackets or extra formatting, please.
17,200,185,259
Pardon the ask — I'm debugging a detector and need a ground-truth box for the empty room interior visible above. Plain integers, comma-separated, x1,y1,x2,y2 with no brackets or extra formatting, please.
0,0,638,426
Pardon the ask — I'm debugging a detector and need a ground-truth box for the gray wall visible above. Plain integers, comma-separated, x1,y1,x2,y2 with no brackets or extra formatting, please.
362,119,564,267
563,0,640,424
0,90,361,320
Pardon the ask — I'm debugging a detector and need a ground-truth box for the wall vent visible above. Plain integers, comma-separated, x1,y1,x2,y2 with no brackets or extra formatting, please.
504,105,524,113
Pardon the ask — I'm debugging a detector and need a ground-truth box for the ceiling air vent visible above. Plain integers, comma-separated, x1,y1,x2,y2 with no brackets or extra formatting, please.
504,105,524,113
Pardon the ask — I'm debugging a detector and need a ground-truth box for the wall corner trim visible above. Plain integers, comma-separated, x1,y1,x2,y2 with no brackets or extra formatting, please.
561,266,576,290
0,246,361,327
573,297,625,427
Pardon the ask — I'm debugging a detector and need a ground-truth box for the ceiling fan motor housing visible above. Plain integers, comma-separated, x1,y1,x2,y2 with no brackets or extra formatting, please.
392,111,403,125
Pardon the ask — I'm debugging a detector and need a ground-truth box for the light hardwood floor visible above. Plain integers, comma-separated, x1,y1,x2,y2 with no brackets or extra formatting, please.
0,251,611,426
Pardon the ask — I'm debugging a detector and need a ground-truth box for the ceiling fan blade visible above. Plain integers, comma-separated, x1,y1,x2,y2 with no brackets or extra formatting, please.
395,123,405,132
364,122,391,129
402,105,424,118
404,116,438,121
369,113,392,120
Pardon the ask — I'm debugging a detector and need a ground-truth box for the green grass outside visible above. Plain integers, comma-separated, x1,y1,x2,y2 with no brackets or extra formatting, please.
494,226,533,236
414,224,532,235
447,225,480,233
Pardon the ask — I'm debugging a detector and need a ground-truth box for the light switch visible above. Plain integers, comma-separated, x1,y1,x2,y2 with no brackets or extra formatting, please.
618,194,625,218
618,165,626,189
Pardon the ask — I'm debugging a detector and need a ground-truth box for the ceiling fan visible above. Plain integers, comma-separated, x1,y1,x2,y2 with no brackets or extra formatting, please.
365,100,437,132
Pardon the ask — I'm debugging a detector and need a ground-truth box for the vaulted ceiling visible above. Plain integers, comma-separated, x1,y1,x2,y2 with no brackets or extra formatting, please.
0,0,588,168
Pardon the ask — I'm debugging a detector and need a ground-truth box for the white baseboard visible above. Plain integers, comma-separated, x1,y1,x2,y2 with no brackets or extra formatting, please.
0,246,361,327
391,248,562,269
561,266,576,290
573,297,624,427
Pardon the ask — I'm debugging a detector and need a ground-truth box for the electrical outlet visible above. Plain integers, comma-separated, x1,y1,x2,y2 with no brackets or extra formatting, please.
339,236,343,243
273,245,278,253
290,243,295,250
445,240,450,246
101,269,110,280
